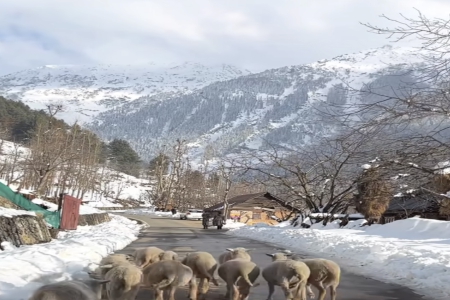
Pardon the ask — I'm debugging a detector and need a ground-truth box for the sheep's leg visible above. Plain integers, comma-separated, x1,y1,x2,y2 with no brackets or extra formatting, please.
189,277,198,300
231,284,240,300
266,282,275,300
155,289,164,300
126,287,140,300
306,284,315,299
312,282,326,300
329,285,337,300
198,278,209,299
225,282,232,300
168,285,177,300
296,281,307,300
280,278,294,300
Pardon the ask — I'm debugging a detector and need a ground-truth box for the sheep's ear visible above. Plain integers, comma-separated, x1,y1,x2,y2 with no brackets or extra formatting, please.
87,271,100,279
265,253,274,257
226,248,234,252
96,279,110,285
99,264,114,269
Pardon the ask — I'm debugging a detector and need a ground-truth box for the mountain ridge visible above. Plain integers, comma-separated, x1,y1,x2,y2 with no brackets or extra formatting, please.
88,45,428,163
0,45,429,164
0,62,251,124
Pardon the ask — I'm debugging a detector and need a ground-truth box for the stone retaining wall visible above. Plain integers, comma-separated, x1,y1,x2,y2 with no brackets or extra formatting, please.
0,214,52,250
78,212,111,226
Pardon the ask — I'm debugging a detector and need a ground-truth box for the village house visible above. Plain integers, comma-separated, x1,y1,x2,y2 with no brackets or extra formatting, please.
381,190,449,224
204,192,300,225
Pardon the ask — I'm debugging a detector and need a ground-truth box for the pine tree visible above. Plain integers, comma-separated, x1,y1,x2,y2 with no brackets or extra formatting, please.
107,139,141,177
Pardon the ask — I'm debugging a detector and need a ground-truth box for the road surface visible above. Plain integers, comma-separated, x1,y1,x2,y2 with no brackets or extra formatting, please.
113,214,429,300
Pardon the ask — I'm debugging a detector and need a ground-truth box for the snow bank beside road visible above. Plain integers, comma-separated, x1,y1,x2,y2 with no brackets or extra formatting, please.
228,217,450,300
0,214,144,300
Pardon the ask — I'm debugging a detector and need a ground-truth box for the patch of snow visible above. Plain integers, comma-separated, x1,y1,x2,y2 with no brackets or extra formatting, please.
223,219,247,229
228,217,450,300
0,207,35,218
434,161,450,175
0,214,144,300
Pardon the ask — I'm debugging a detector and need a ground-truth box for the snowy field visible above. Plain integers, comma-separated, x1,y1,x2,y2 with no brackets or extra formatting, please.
229,217,450,300
0,214,144,300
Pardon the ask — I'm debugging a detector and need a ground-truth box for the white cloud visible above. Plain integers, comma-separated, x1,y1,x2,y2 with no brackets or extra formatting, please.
0,0,450,75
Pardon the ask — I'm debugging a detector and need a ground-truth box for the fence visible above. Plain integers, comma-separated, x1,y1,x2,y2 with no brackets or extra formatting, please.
0,182,60,228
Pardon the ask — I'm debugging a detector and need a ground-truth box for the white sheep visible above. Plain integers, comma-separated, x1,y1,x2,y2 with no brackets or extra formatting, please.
218,248,252,264
28,279,110,300
142,259,193,300
94,253,135,278
98,262,143,300
217,258,261,300
132,246,165,268
291,255,340,300
262,260,311,300
267,252,341,300
181,251,219,300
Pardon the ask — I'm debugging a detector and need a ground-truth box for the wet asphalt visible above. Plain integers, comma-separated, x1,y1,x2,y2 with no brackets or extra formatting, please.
113,214,430,300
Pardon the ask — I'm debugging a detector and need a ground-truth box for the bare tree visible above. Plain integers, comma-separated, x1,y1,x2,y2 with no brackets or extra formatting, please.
233,135,367,215
311,10,450,200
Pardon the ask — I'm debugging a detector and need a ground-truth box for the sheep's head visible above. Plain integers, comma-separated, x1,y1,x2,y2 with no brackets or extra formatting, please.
159,250,178,261
125,254,134,261
265,252,291,261
226,247,250,252
79,278,110,299
227,248,251,260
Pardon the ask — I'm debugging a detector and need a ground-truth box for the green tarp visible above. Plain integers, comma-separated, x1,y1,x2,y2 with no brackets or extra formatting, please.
0,182,60,228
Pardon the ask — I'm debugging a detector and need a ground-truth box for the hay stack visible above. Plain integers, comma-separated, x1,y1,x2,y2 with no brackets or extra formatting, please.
354,168,392,223
431,174,450,216
439,199,450,216
431,174,450,194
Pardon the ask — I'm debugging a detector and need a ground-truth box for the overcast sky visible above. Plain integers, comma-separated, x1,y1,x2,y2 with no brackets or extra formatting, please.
1,0,450,75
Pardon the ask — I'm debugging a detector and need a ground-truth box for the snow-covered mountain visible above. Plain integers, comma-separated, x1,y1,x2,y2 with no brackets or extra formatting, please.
0,62,251,124
0,45,432,164
87,45,429,162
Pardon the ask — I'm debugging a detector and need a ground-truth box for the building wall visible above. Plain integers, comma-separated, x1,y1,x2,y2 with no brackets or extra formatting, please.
229,208,294,225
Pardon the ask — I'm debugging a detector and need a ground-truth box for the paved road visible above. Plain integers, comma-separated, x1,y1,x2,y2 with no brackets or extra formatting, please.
114,214,429,300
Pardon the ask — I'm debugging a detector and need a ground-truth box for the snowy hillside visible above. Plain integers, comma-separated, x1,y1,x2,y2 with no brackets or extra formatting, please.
0,139,151,208
0,62,251,124
89,45,428,162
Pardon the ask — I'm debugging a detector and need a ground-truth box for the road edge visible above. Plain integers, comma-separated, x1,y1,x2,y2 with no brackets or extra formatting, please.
122,214,151,227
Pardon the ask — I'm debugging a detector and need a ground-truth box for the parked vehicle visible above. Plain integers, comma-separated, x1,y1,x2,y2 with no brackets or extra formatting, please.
179,209,203,220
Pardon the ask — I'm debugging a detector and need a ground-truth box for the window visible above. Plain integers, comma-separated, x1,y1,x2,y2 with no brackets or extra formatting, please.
252,213,261,220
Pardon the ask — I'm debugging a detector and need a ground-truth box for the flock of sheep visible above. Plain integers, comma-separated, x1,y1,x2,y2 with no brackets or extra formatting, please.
28,246,341,300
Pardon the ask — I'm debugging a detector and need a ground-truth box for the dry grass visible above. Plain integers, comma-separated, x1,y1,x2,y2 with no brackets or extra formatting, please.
354,168,393,221
0,196,21,209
